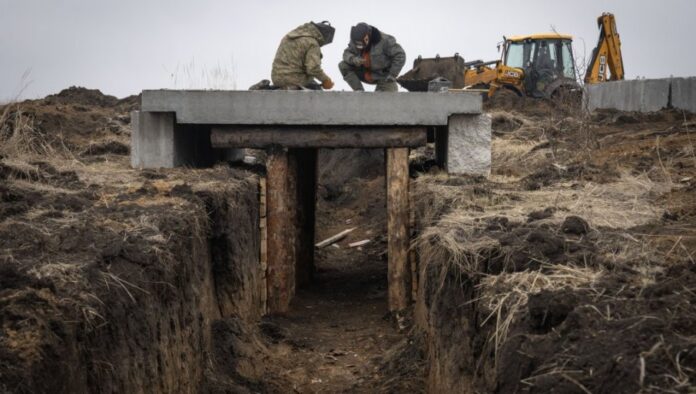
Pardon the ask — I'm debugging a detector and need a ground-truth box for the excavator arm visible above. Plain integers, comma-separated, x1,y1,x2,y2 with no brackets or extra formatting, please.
585,13,624,84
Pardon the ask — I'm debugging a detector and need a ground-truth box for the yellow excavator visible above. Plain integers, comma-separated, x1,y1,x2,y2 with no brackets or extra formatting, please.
397,13,624,99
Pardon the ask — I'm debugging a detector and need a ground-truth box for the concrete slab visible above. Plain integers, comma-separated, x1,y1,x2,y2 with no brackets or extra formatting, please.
447,114,491,176
671,77,696,114
585,79,671,112
141,90,482,126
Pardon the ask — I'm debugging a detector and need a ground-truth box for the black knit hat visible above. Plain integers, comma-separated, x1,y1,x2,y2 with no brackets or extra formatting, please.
350,23,371,42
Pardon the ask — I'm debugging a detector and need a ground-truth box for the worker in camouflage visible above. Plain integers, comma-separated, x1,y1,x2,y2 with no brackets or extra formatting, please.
271,21,335,90
339,23,406,92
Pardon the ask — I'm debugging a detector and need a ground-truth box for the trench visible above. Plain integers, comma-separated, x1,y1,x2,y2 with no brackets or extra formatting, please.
0,148,435,393
201,148,423,392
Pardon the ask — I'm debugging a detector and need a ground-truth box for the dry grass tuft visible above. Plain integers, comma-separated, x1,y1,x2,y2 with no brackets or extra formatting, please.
477,264,603,368
0,104,55,158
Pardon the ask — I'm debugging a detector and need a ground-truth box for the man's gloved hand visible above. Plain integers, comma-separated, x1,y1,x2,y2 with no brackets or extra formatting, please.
322,78,335,90
352,57,365,67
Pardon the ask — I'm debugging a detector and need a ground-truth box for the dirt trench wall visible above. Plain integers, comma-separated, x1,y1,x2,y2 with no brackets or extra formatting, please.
0,175,262,393
414,262,480,393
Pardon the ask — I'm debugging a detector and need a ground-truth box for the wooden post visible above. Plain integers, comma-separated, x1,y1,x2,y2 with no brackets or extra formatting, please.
292,148,317,287
266,147,296,313
410,198,418,302
259,177,268,314
386,147,411,312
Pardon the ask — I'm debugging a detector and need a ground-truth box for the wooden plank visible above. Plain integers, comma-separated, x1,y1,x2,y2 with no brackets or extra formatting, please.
386,147,411,312
210,127,427,148
266,147,295,313
293,148,317,287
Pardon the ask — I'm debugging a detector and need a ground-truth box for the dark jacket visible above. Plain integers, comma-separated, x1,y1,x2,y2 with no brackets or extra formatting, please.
342,27,406,81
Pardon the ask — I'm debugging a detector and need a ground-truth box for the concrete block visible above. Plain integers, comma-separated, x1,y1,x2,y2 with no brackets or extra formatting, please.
671,77,696,114
130,111,220,169
447,114,491,176
131,111,176,168
141,90,482,126
585,79,670,112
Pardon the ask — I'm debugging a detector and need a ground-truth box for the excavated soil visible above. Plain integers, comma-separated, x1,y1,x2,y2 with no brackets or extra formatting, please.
412,100,696,393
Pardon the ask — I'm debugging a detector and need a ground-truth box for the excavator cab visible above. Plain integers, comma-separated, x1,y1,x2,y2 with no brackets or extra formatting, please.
493,34,579,98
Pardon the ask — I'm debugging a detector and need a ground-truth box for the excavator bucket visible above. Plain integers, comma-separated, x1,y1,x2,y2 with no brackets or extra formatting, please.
397,55,467,92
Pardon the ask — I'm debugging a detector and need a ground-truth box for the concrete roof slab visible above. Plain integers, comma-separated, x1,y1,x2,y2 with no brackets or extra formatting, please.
141,90,482,126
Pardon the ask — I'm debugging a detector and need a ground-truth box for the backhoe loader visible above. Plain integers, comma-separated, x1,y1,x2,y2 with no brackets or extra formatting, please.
397,13,624,100
399,34,580,99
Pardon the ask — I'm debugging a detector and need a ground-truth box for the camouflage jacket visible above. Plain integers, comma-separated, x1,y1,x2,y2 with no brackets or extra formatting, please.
342,28,406,81
271,23,330,88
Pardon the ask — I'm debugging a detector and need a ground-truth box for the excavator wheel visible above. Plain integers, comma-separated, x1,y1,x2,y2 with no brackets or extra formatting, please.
545,78,583,111
550,86,583,111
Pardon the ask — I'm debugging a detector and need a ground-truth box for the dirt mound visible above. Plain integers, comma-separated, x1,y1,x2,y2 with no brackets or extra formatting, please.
0,89,132,157
44,86,119,107
523,161,621,190
80,140,130,156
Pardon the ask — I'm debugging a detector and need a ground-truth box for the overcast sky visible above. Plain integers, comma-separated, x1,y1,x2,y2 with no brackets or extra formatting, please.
1,0,694,100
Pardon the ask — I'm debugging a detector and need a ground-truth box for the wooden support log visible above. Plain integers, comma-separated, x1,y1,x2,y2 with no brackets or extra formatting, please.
211,127,427,148
266,147,296,313
386,147,411,312
292,148,317,287
259,177,268,314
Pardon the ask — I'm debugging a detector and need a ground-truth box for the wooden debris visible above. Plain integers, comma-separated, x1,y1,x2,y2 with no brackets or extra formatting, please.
348,239,370,248
315,227,357,248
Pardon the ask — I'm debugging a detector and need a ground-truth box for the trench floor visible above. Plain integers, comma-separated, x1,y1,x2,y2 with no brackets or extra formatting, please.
262,245,406,393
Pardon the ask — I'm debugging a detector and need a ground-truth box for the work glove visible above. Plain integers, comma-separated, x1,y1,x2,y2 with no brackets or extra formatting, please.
322,78,335,90
352,57,365,67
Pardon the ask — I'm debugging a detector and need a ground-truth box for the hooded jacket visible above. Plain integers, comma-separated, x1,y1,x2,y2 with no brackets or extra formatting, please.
342,27,406,82
272,23,330,88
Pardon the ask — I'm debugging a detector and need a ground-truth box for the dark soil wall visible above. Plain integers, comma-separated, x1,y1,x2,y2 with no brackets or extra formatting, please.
0,171,262,393
415,263,479,393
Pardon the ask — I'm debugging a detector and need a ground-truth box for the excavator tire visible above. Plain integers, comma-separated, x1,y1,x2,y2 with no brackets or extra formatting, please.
545,78,583,110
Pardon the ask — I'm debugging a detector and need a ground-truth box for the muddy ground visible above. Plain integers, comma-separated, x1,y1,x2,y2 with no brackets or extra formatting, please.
1,88,695,393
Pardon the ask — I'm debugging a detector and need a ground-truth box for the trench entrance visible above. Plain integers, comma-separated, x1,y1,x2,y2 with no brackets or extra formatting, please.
258,149,415,392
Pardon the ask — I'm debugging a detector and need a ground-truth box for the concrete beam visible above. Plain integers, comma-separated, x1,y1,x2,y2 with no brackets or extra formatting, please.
142,90,482,126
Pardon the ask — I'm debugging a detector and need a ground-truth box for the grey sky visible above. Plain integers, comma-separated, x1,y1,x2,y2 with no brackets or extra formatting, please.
1,0,694,100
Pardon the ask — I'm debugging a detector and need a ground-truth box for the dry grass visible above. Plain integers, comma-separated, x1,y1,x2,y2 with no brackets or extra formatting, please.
476,263,603,369
166,57,237,90
0,102,76,163
414,171,668,233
